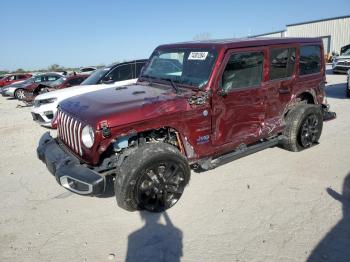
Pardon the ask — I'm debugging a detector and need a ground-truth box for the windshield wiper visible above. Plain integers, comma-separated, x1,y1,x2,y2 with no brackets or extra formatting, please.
163,78,179,94
140,75,156,86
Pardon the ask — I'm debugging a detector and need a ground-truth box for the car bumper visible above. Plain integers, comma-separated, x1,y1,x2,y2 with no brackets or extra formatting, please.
332,63,350,73
37,132,105,195
322,104,336,121
31,104,57,127
1,88,14,97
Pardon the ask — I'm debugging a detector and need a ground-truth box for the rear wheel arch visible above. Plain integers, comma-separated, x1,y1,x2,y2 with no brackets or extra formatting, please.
283,91,316,120
296,91,315,104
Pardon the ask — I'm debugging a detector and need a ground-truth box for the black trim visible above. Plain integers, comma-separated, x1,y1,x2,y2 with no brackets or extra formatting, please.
37,132,105,195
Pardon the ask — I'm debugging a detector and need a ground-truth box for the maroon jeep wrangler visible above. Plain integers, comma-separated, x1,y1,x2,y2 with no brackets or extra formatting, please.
38,38,335,212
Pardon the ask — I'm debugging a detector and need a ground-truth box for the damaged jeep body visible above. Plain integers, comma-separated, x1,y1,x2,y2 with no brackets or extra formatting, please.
37,38,336,212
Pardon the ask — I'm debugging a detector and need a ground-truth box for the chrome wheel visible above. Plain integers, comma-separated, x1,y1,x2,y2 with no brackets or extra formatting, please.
15,89,25,100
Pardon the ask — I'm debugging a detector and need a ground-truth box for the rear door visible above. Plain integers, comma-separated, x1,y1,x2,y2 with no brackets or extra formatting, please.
263,45,296,136
212,47,267,147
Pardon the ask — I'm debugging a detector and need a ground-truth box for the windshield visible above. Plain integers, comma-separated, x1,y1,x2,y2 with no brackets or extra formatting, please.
141,48,217,88
342,49,350,56
81,68,109,85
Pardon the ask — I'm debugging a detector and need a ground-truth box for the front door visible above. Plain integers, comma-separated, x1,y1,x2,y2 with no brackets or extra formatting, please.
212,47,267,147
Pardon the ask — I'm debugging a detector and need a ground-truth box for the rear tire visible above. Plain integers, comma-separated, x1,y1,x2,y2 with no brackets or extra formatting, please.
282,104,323,152
115,142,190,212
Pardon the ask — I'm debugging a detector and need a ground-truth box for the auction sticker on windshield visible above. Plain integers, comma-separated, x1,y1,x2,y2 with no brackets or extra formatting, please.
188,52,208,60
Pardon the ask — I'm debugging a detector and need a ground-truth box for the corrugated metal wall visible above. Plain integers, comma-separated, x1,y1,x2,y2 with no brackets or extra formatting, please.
286,17,350,53
256,31,285,37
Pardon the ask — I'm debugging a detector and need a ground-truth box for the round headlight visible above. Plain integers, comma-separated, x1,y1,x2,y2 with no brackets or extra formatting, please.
81,125,95,148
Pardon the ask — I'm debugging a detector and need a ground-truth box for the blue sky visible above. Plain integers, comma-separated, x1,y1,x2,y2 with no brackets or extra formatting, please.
1,0,349,71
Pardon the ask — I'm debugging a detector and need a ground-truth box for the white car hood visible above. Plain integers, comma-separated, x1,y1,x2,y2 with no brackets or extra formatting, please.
336,55,350,60
34,79,137,102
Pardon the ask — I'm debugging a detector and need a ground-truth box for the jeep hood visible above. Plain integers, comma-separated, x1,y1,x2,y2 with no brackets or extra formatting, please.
59,83,195,129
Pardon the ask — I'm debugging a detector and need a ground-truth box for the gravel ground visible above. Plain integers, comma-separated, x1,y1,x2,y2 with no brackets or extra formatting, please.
0,68,349,262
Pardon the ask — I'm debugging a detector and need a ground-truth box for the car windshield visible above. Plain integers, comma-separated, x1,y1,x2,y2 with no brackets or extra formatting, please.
81,68,109,85
141,48,217,88
342,49,350,56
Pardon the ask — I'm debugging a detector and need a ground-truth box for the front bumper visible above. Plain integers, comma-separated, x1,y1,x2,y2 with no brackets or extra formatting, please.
332,62,350,73
1,88,11,97
31,104,57,127
37,132,105,195
3,87,16,97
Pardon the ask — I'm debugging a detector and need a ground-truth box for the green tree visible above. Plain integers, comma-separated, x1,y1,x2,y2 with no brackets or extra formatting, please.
48,64,62,71
15,68,25,73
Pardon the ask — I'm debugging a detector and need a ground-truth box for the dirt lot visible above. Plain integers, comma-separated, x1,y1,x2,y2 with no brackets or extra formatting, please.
0,68,349,262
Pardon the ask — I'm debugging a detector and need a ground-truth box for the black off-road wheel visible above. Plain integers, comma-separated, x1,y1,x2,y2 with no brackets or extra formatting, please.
282,104,323,152
115,142,191,212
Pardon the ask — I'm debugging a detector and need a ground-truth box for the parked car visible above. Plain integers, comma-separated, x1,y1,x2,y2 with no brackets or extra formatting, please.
0,73,32,87
341,44,350,55
31,59,147,127
2,73,62,99
347,70,350,97
37,38,336,212
23,74,89,102
332,48,350,74
79,67,96,74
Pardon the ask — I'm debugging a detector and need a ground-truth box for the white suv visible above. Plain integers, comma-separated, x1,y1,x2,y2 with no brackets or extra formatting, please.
31,60,147,127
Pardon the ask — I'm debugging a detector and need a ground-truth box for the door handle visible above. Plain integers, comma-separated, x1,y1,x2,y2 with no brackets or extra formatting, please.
278,88,290,94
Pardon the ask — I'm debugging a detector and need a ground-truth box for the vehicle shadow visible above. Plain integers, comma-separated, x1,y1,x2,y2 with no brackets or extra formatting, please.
307,173,350,262
325,83,347,99
125,211,183,262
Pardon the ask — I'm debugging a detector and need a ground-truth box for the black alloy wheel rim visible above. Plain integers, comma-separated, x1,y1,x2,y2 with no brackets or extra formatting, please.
135,160,186,212
299,114,319,148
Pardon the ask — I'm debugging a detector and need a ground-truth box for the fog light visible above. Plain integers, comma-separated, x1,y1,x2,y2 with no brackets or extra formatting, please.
44,111,53,115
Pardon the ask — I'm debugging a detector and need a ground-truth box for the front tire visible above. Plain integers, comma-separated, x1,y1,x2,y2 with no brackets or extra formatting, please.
15,88,25,100
282,104,323,152
115,142,190,212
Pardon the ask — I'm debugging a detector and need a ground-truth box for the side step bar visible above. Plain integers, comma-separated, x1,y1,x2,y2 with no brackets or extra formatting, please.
201,136,283,170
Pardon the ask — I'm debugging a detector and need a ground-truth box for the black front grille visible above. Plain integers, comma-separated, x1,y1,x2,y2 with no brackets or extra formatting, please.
338,61,350,66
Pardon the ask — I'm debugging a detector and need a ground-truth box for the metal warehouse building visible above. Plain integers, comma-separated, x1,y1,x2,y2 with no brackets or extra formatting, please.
250,15,350,55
